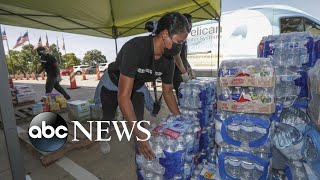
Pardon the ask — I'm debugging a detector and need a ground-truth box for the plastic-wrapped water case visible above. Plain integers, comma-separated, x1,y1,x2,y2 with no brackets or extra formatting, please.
275,66,302,107
272,123,304,160
181,107,214,129
218,58,274,87
217,86,275,114
279,106,310,134
217,147,272,180
179,79,216,110
258,32,314,67
307,60,320,125
284,161,319,180
136,115,202,179
313,34,320,66
67,100,90,121
303,124,320,177
257,35,279,59
215,112,272,149
217,58,275,114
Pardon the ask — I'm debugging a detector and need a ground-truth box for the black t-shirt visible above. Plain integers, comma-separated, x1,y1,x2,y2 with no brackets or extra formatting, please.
108,36,175,91
41,54,59,77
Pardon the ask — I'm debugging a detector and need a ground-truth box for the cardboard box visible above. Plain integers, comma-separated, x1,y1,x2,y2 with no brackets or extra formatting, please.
15,85,34,94
67,100,90,121
67,100,90,112
219,76,274,87
217,101,275,114
16,92,36,103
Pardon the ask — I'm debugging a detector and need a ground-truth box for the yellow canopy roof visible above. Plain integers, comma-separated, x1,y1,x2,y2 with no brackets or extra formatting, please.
0,0,221,38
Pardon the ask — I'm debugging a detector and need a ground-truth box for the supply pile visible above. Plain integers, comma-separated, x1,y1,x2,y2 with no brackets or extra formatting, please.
216,58,275,180
258,32,320,179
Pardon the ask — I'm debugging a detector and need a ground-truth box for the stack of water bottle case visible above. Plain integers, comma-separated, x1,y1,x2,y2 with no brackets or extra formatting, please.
135,31,320,180
258,32,320,179
136,79,217,180
216,58,275,180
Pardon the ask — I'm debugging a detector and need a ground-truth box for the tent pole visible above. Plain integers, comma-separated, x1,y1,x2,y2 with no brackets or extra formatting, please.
112,26,118,55
114,38,118,55
0,28,25,180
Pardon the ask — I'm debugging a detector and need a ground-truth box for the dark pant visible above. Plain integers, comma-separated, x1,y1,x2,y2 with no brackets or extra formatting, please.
45,76,70,98
100,86,145,135
173,68,183,98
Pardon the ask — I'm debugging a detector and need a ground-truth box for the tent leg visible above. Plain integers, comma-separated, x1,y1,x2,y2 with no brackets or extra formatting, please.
0,30,25,180
115,38,118,55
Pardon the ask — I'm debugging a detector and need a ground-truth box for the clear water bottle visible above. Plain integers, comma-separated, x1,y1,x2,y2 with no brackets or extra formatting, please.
145,159,155,170
208,150,216,165
173,173,183,180
241,122,255,143
225,157,241,178
153,136,165,158
175,137,186,163
273,123,304,160
288,35,300,67
144,171,155,180
304,136,318,162
232,87,241,101
241,160,255,180
299,38,309,65
221,87,232,101
184,163,192,179
164,139,176,153
191,169,201,180
260,88,272,104
227,121,241,141
201,159,208,166
248,87,258,101
254,163,264,180
280,107,309,132
153,174,162,180
184,128,195,154
273,36,287,66
254,125,267,142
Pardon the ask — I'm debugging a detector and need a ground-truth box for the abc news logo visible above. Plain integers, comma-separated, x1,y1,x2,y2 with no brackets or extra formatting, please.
28,112,150,152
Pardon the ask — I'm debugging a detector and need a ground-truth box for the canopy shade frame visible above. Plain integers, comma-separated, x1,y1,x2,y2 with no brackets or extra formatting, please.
0,0,220,38
0,1,221,178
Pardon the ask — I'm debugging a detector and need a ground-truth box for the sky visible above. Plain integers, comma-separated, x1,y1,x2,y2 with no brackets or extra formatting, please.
1,0,320,63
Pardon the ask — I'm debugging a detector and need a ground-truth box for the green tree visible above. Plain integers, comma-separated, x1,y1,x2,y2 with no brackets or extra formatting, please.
20,44,40,74
83,49,107,66
6,50,20,74
61,53,80,68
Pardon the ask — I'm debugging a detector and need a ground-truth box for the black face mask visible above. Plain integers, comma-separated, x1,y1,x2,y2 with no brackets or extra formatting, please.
164,42,183,57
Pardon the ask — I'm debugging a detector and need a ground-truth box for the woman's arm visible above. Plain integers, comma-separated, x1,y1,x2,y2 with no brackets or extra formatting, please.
162,83,181,115
118,74,155,160
174,52,187,74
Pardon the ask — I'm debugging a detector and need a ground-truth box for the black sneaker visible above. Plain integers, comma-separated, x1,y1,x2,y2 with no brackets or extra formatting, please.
64,94,71,100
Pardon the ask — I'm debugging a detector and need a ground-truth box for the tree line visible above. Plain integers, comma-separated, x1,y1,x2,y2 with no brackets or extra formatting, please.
6,44,107,75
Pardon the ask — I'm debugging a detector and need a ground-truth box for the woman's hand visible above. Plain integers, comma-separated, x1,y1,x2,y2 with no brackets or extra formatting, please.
136,132,155,160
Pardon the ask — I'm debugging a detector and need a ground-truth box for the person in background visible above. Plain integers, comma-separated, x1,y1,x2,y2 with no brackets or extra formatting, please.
97,12,190,160
173,13,195,98
36,47,71,100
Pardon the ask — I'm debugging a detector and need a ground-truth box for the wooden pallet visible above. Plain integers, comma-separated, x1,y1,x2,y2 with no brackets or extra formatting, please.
13,100,35,107
17,121,97,167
